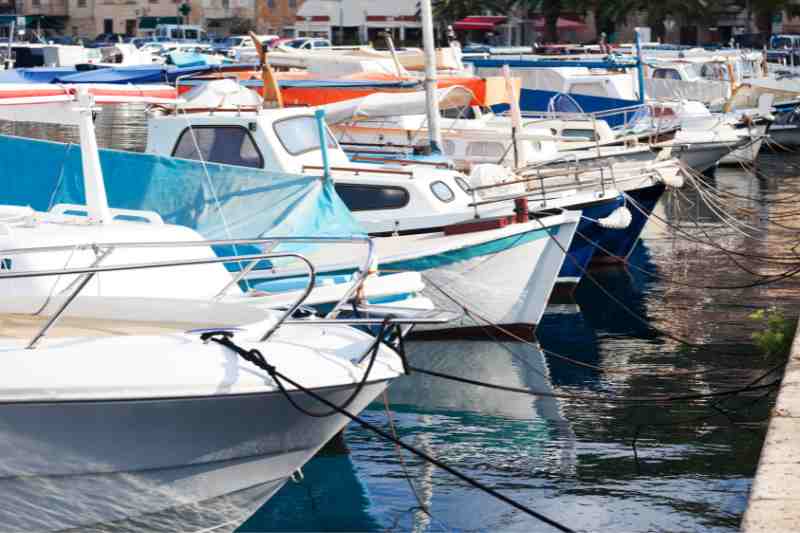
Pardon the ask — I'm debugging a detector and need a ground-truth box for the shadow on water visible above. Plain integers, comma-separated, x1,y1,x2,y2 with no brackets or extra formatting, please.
237,455,380,533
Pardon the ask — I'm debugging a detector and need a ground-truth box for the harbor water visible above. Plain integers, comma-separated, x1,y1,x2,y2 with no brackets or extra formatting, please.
3,109,797,532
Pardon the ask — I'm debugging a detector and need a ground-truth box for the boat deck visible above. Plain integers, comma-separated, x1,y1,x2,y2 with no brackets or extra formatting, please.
0,314,192,340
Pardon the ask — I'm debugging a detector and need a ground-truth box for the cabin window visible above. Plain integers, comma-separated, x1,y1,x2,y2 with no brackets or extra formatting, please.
0,258,10,271
466,141,505,158
334,183,410,211
442,139,456,155
561,129,598,141
652,68,681,80
273,115,339,156
567,82,607,97
454,177,471,193
430,181,455,203
172,126,263,168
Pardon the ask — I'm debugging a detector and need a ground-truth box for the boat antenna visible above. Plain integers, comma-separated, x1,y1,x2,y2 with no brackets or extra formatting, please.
314,109,332,180
419,0,443,153
635,28,645,104
250,31,283,108
502,64,524,168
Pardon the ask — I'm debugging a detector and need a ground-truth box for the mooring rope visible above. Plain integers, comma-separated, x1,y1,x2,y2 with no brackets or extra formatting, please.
202,331,577,533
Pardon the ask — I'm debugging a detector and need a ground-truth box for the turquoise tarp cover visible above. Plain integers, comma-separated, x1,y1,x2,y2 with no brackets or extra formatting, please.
1,134,365,249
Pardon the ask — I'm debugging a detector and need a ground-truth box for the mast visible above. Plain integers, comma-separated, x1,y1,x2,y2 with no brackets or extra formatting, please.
75,88,112,224
419,0,442,152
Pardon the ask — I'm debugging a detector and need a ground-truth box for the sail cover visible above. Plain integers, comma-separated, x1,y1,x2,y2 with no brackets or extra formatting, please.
0,135,365,247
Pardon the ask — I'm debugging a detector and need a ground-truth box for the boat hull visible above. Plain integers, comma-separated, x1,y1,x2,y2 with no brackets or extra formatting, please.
720,126,767,165
667,142,738,173
557,196,625,286
767,124,800,148
591,183,665,263
392,218,578,340
0,382,388,532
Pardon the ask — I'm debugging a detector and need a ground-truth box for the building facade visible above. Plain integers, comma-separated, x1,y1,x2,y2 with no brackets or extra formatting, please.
68,0,187,38
6,0,799,44
257,0,299,36
294,0,420,45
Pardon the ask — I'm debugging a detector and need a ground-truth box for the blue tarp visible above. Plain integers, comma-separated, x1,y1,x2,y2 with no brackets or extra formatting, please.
1,135,365,254
492,89,642,128
0,64,422,88
0,67,79,84
51,64,225,84
167,52,213,68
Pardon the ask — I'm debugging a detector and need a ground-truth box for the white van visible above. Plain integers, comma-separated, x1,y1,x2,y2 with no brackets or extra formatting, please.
153,25,207,42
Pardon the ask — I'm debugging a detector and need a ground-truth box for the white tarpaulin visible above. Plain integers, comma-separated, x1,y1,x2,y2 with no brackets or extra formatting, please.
177,79,262,111
645,78,730,106
322,86,475,124
731,78,800,108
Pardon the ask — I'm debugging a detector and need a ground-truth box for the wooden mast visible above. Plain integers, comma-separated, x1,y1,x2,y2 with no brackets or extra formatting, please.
250,32,283,108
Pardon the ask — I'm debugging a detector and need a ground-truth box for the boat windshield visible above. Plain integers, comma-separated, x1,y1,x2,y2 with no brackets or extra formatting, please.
273,116,339,156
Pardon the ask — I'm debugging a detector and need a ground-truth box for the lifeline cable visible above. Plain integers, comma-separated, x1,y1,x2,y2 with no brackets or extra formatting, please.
203,332,577,533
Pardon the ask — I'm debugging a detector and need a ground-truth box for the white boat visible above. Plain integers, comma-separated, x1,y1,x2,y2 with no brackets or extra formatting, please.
0,83,443,532
144,80,581,338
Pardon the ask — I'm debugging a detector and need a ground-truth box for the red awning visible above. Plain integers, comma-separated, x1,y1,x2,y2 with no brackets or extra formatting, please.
531,17,586,30
453,16,507,32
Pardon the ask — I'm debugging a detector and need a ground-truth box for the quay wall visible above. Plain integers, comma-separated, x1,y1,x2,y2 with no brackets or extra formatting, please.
742,320,800,532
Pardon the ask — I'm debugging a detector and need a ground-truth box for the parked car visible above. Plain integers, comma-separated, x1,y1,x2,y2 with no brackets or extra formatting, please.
50,36,78,46
88,33,126,48
214,35,279,57
124,37,148,48
732,32,768,50
212,35,253,56
282,38,332,50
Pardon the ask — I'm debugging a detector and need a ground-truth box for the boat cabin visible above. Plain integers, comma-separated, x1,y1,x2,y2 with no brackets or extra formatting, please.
146,95,484,234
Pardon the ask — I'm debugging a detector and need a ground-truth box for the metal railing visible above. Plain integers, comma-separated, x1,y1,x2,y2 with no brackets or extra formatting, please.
463,153,669,212
0,236,380,348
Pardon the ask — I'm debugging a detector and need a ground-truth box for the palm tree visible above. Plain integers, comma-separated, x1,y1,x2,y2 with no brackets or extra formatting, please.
431,0,487,24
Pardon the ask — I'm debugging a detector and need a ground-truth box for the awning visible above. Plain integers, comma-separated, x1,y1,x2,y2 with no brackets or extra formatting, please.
531,17,586,30
138,16,183,30
453,16,507,32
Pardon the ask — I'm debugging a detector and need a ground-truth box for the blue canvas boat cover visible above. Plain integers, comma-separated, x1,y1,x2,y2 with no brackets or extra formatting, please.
0,135,365,257
50,64,245,84
167,52,212,68
0,67,80,84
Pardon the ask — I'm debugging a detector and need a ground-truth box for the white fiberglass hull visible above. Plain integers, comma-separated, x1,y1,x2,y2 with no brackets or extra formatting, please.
381,213,579,339
719,126,767,165
0,381,388,533
669,141,742,173
0,321,402,533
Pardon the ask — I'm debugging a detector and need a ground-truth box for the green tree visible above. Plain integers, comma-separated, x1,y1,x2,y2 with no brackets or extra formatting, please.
741,0,800,33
